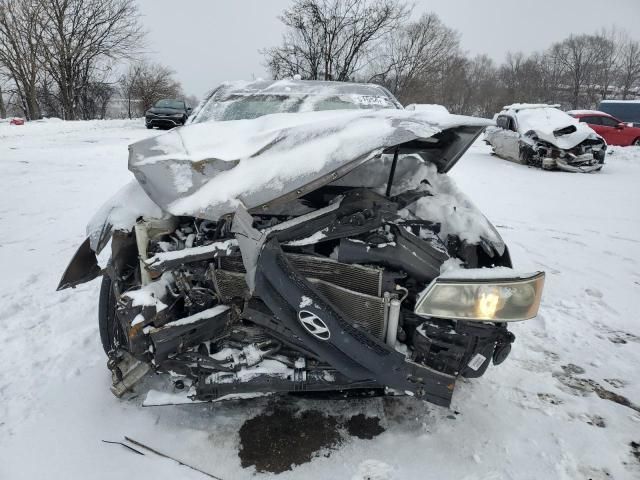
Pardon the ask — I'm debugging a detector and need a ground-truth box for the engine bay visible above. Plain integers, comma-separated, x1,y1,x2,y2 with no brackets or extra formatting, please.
105,185,517,406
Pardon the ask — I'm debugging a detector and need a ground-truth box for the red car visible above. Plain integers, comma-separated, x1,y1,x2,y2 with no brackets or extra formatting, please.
568,110,640,146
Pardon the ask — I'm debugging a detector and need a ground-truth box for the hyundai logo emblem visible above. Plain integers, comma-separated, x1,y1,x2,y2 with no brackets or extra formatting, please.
298,310,330,341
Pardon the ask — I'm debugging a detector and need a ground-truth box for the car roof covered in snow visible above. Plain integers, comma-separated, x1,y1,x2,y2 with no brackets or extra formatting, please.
207,79,398,99
502,103,562,112
567,110,611,116
600,99,640,104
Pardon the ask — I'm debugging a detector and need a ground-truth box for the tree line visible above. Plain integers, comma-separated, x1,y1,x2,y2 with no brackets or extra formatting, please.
0,0,189,120
263,0,640,117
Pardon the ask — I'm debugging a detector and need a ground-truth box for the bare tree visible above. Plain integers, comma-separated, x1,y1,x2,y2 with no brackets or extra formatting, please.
0,84,5,118
184,94,199,109
0,0,45,119
618,37,640,99
591,29,621,100
38,0,145,120
119,61,144,118
367,12,459,102
0,69,7,117
548,34,604,108
264,0,409,81
121,60,183,114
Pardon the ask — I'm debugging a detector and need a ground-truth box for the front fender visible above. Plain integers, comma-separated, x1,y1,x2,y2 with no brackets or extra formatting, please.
57,237,101,290
58,180,170,290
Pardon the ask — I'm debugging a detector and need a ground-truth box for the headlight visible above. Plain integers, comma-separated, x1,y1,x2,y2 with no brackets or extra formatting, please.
171,113,184,117
415,271,545,322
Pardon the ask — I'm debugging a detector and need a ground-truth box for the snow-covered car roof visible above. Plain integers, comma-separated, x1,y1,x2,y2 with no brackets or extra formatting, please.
190,79,402,123
128,107,491,222
499,105,600,149
600,99,640,104
566,109,610,116
502,103,561,111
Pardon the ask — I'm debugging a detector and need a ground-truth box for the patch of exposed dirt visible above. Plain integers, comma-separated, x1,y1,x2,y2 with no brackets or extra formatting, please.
345,414,385,439
631,442,640,463
604,378,627,389
238,407,386,473
608,331,639,345
585,414,606,428
561,363,585,375
238,407,341,474
537,393,564,405
553,366,640,414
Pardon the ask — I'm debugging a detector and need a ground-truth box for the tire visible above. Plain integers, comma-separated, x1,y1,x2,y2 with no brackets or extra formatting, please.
146,124,153,129
98,274,127,355
633,138,640,146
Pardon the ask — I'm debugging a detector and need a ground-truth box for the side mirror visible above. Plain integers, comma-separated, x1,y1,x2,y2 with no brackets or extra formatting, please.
615,122,625,129
186,107,193,114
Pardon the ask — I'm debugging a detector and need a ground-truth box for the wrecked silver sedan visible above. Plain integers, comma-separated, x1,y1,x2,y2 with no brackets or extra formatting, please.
485,104,606,173
59,80,545,408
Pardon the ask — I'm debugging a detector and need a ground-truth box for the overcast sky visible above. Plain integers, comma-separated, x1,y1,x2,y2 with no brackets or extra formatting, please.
137,0,640,98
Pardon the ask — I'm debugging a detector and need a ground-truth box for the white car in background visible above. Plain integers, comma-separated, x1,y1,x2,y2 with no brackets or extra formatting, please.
484,104,606,173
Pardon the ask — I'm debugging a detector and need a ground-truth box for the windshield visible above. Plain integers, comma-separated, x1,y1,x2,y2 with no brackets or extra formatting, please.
195,92,398,122
154,99,185,109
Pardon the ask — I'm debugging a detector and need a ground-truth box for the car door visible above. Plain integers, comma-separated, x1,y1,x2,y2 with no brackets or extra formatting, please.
577,115,605,137
597,115,627,146
487,114,521,162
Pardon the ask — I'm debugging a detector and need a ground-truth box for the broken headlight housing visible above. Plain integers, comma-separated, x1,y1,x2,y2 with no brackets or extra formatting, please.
415,272,545,322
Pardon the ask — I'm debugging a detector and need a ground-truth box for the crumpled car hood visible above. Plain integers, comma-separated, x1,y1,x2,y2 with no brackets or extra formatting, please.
128,108,491,221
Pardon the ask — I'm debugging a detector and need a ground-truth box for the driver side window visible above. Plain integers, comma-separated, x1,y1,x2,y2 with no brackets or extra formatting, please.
497,115,516,132
599,116,619,127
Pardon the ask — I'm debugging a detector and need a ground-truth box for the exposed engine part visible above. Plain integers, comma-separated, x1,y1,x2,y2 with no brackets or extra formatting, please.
108,351,151,398
385,298,401,347
412,319,515,378
337,224,448,282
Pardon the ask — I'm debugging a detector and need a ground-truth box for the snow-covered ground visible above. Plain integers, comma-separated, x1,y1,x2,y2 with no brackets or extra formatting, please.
1,120,639,479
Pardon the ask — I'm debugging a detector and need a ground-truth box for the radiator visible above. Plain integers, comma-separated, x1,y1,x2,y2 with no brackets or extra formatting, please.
214,254,387,338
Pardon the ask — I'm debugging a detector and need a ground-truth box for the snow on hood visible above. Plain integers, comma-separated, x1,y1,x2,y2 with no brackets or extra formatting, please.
405,104,450,115
507,106,600,150
128,108,491,221
86,180,167,252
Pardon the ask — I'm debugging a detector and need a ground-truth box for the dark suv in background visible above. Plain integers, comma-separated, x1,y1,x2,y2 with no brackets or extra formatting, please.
145,99,192,129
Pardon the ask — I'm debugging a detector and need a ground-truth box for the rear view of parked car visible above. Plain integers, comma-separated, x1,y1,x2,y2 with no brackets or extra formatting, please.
145,99,192,129
485,104,606,173
568,110,640,146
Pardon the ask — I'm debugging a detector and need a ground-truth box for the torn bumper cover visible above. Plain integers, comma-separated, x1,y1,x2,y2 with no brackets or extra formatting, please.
257,238,455,405
232,207,455,406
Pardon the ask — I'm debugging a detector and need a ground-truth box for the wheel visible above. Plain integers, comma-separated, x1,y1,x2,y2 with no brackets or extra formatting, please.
146,124,152,129
98,274,127,355
633,138,640,146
